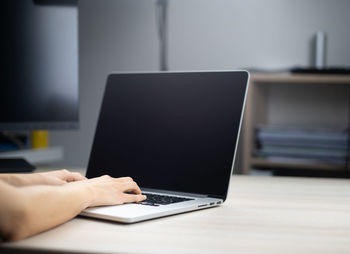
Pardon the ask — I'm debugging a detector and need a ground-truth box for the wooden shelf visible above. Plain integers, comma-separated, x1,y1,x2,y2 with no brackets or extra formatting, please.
251,157,346,171
250,73,350,84
241,73,350,174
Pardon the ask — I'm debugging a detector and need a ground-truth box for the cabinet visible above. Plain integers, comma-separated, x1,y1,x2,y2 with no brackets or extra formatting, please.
241,73,350,174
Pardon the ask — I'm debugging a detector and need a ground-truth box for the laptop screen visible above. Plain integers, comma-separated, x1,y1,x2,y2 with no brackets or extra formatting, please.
87,71,249,200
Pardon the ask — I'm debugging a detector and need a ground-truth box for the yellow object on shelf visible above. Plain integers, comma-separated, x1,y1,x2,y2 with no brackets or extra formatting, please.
31,130,49,149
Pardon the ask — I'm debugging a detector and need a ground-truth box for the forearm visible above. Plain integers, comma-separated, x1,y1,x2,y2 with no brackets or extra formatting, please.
0,173,44,187
0,183,92,241
0,170,85,187
0,175,145,241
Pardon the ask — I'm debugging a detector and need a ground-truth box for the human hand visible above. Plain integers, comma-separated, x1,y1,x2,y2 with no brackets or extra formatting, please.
36,169,86,185
0,169,86,187
76,175,146,207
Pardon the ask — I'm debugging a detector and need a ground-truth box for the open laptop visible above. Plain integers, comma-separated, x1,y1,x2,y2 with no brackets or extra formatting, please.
81,71,249,223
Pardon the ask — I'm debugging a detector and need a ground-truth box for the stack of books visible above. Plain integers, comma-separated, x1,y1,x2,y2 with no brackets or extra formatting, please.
255,125,350,165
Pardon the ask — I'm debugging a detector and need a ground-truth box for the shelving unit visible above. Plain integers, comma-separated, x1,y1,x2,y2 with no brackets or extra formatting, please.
0,147,63,165
241,73,350,174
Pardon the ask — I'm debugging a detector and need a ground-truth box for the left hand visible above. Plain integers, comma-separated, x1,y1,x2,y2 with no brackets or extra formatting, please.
36,169,87,185
0,169,86,187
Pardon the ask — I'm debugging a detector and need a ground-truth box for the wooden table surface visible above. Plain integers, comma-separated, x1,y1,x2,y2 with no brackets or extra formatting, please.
2,175,350,254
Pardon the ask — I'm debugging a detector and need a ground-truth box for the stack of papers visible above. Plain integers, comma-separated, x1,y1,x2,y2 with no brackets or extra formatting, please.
255,125,350,165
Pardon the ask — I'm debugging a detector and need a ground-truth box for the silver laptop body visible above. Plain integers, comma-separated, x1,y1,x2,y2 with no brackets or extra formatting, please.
81,71,249,223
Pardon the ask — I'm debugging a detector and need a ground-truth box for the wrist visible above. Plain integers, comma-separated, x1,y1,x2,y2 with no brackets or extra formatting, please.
68,181,94,209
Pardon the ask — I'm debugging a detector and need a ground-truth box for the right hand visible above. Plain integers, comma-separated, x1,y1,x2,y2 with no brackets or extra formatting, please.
78,175,147,207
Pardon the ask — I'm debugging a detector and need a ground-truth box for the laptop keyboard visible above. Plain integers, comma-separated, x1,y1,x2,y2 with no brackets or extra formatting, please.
138,193,194,207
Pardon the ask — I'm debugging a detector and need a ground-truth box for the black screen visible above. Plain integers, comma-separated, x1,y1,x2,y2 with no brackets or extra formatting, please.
87,72,249,200
0,0,78,130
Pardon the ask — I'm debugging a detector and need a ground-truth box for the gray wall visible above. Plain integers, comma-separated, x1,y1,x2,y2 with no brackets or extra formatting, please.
169,0,350,69
51,0,350,167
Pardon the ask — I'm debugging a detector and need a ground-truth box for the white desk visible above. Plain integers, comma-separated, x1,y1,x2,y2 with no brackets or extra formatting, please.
2,175,350,254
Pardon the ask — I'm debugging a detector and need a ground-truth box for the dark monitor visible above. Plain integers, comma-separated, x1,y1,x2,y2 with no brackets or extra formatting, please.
0,0,79,130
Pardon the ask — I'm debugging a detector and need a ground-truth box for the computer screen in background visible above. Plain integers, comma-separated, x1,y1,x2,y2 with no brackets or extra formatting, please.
0,0,79,172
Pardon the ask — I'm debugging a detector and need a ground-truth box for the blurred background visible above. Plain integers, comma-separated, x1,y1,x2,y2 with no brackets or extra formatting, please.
2,0,350,177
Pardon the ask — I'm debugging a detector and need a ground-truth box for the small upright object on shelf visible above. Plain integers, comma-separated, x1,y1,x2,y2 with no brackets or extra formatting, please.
314,31,326,69
31,130,49,149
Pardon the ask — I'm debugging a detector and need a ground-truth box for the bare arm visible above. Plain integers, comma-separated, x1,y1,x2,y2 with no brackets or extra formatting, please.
0,169,86,187
0,175,146,241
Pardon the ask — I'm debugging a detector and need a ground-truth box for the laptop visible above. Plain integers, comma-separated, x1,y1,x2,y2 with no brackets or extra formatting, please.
81,71,249,223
